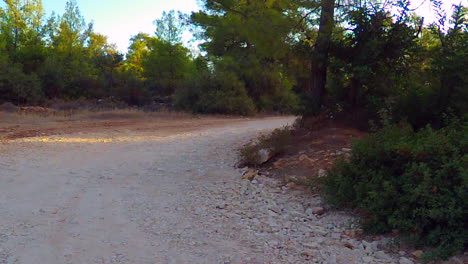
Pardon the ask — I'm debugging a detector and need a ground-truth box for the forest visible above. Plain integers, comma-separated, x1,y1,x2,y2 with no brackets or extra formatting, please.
0,0,465,123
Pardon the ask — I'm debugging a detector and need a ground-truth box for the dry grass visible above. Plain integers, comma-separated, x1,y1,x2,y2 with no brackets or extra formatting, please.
0,108,194,126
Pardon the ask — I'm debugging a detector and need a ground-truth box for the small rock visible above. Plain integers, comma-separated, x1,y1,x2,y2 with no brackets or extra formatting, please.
301,250,314,257
311,227,328,236
318,169,327,178
311,207,325,216
375,251,391,260
399,257,414,264
342,148,352,152
363,240,379,251
241,169,258,181
257,149,273,164
51,209,58,214
411,250,423,259
284,175,298,182
362,256,374,263
303,242,320,249
343,241,355,249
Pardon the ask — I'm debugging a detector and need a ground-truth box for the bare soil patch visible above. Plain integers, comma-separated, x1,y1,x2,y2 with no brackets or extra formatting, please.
0,109,253,141
257,122,367,187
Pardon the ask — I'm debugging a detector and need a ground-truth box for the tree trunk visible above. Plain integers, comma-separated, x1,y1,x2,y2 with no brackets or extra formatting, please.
307,0,335,115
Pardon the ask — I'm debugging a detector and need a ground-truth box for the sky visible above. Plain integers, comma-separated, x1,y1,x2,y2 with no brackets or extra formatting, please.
42,0,203,53
35,0,468,53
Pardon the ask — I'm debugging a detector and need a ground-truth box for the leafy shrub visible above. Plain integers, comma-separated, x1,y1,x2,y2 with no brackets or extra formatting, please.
239,126,293,167
0,64,43,105
324,122,467,260
175,70,256,116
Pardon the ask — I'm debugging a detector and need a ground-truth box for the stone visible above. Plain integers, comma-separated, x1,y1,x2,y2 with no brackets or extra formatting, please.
411,250,423,259
257,149,273,164
284,175,298,183
301,250,314,257
216,203,226,209
318,169,327,178
375,251,391,260
399,257,414,264
343,241,355,249
311,226,328,236
342,148,352,152
363,241,379,251
362,256,374,263
311,207,325,216
241,169,258,181
303,242,320,249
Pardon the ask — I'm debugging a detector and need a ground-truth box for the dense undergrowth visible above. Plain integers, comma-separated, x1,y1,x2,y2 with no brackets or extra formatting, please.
324,121,467,261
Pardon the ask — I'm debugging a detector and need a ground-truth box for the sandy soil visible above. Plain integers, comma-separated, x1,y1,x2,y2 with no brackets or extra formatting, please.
0,116,296,264
0,111,252,141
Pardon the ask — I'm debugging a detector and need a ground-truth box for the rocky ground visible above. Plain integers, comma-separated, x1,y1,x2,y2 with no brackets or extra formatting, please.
0,116,463,263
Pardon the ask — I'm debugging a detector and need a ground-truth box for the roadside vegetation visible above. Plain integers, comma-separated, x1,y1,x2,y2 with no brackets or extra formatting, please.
324,122,467,261
1,0,466,261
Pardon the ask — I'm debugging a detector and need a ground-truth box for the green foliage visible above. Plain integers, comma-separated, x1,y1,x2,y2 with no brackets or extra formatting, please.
191,0,299,112
239,126,293,167
154,10,188,45
324,123,468,260
175,68,256,116
0,63,43,104
142,38,193,96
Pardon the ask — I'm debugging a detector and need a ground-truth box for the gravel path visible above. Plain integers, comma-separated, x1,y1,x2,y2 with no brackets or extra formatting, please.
0,117,408,264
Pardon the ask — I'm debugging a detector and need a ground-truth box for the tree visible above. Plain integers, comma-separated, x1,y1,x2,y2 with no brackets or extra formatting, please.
191,0,299,112
0,0,45,67
307,0,335,114
154,10,188,45
142,37,193,96
45,0,96,98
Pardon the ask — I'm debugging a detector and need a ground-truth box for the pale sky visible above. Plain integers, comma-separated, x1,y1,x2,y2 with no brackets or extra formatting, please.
42,0,203,53
19,0,468,53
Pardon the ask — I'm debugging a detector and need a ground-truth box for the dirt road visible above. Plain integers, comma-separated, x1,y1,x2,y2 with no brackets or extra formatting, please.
1,116,419,264
0,116,296,264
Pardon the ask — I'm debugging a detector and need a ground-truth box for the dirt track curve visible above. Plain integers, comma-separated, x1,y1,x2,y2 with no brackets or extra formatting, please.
0,117,297,264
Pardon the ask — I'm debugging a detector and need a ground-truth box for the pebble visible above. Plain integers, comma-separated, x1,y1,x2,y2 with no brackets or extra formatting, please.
375,251,391,260
311,206,325,215
303,242,320,249
399,257,414,264
411,250,423,259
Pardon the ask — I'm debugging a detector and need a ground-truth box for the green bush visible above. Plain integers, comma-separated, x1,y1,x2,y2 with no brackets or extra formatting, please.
324,122,467,260
0,64,43,105
174,70,256,116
